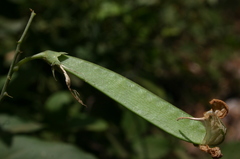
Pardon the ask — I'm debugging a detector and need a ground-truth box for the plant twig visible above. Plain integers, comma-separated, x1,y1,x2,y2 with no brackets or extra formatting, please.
0,9,36,103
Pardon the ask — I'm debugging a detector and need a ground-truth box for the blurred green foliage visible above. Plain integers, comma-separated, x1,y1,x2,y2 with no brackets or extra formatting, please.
1,0,240,158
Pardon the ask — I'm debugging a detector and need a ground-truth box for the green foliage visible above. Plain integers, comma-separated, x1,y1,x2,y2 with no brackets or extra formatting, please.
59,53,205,143
0,114,42,133
1,0,240,158
0,136,96,159
22,49,206,142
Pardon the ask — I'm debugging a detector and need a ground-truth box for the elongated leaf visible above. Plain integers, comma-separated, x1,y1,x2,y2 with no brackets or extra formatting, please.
17,51,206,144
58,54,205,144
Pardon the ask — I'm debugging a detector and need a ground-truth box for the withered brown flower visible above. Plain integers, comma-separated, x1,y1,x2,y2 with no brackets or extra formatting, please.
177,99,229,159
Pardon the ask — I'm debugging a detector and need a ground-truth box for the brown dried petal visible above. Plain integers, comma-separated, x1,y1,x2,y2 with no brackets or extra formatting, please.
209,99,229,118
59,65,86,106
199,145,223,159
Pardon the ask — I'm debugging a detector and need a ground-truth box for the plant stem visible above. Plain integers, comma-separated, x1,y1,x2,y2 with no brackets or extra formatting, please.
14,53,45,70
0,9,36,103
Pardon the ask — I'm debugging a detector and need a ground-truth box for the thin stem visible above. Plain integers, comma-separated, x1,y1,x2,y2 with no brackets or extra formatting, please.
177,117,205,121
14,52,45,71
0,9,36,102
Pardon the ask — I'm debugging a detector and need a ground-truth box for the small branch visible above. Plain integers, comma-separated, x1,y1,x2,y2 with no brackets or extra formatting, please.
0,9,36,103
14,52,45,71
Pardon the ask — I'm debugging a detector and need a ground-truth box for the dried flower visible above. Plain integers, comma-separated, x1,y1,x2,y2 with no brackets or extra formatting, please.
177,99,229,158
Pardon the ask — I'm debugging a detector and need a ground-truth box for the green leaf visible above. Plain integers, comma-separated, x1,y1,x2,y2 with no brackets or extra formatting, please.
58,54,205,144
133,134,170,159
0,135,96,159
16,51,206,144
0,114,43,133
121,110,148,141
45,91,72,112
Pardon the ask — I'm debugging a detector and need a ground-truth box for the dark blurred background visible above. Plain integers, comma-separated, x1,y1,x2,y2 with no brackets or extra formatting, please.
1,0,240,158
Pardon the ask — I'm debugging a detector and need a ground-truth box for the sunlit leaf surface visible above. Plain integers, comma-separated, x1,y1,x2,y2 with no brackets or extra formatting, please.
55,54,206,144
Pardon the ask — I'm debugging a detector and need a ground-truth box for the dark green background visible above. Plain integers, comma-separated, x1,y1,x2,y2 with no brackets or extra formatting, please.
1,0,240,158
